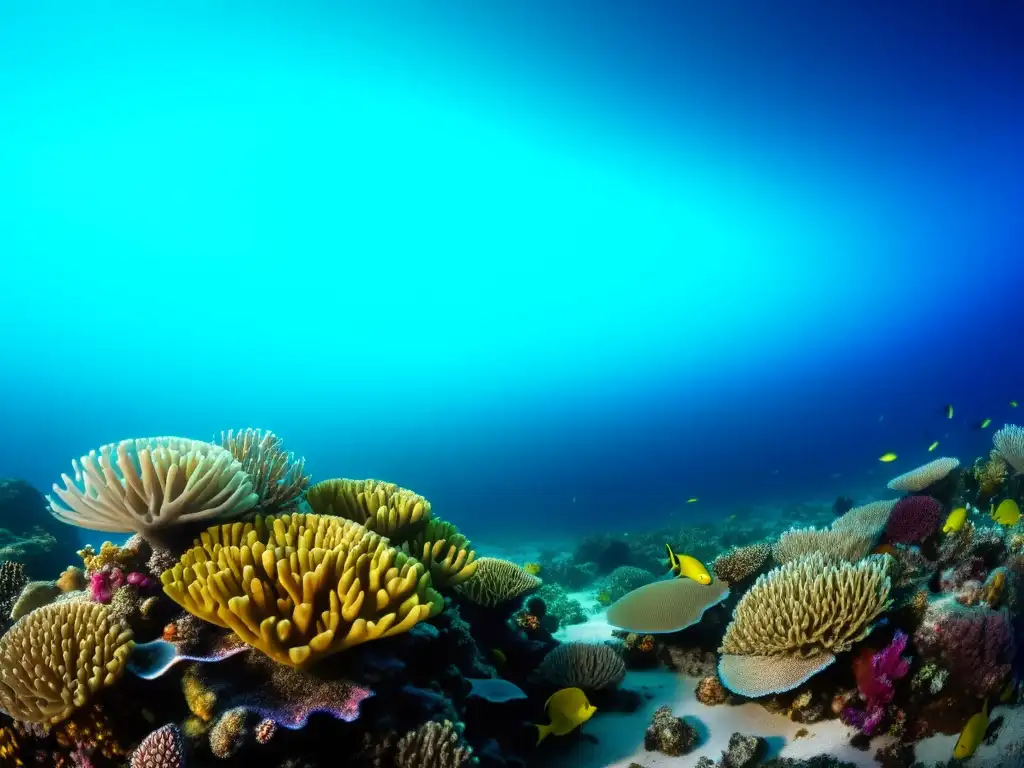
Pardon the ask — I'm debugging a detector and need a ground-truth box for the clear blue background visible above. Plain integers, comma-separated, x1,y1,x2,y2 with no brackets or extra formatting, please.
1,1,1022,540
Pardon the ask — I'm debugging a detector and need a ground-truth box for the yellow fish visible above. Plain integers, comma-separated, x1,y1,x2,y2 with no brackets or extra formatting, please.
536,687,596,744
492,649,507,667
1012,401,1019,408
953,698,989,759
879,452,898,463
523,562,542,576
686,497,699,503
665,544,711,585
992,499,1021,526
943,403,954,419
978,418,992,430
928,440,940,452
942,507,968,534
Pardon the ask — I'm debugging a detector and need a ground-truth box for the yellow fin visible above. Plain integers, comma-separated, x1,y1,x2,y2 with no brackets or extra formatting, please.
536,723,552,745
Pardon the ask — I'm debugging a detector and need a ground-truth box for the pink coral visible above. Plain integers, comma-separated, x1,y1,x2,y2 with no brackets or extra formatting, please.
843,631,911,736
130,724,184,768
914,600,1014,698
89,568,124,604
127,572,156,590
884,496,942,544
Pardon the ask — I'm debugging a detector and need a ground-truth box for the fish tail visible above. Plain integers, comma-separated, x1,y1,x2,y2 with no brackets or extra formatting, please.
536,723,551,745
665,543,677,574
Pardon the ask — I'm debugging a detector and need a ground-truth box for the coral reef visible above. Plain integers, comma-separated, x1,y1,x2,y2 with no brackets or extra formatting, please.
712,542,771,583
394,719,473,768
772,527,873,565
842,630,911,735
720,732,766,768
161,513,443,666
606,576,729,633
455,557,540,607
48,437,259,538
643,705,697,756
220,428,310,512
695,674,731,706
0,602,133,723
0,560,28,631
994,424,1024,473
886,457,960,493
130,724,185,768
601,565,656,601
883,496,942,544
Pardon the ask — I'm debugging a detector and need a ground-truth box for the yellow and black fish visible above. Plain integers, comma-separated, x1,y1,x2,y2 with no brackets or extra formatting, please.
665,544,712,584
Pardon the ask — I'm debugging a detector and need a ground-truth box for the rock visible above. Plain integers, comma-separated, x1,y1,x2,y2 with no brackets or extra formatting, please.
643,705,697,756
0,478,77,577
721,732,766,768
695,758,717,768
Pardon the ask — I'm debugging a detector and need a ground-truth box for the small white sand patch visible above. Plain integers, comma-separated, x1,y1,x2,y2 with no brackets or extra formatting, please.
554,591,614,644
534,668,888,768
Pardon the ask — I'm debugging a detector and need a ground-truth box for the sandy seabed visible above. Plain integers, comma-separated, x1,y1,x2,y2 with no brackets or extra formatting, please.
539,593,1024,768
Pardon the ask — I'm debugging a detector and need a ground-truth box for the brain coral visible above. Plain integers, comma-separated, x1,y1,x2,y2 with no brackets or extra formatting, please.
530,641,626,690
455,557,540,607
48,437,258,535
160,513,443,667
884,496,942,544
0,601,134,723
718,553,891,697
886,457,960,493
994,424,1024,474
220,428,310,513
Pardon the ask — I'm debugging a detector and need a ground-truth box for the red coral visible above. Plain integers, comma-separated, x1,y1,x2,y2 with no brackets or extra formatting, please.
885,496,942,544
914,602,1014,698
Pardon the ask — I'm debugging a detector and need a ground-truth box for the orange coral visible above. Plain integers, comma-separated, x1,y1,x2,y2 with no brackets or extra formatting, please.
54,705,126,762
55,566,85,593
516,613,541,632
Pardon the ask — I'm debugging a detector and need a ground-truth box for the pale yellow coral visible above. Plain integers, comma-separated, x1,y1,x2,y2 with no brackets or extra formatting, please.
0,602,133,724
402,520,478,588
720,553,891,659
886,457,960,493
305,478,431,543
48,437,258,535
160,513,443,667
831,500,897,539
772,526,874,565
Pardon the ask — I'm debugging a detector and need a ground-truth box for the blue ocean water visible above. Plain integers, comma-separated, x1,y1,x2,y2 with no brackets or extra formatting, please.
1,0,1022,548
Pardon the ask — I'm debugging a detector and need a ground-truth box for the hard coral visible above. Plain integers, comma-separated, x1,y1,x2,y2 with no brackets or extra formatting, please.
130,724,184,768
530,642,626,690
220,428,309,513
455,557,540,607
884,496,942,544
394,720,473,768
712,542,771,583
695,674,730,706
644,705,697,756
974,450,1009,502
720,732,766,768
161,513,443,667
913,599,1014,698
48,437,258,538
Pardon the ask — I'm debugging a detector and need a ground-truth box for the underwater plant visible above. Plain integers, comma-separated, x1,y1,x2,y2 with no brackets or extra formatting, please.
161,513,443,667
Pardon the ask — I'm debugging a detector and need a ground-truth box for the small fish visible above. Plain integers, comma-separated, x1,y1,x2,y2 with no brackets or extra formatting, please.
943,507,968,534
491,648,507,667
523,562,542,576
665,544,711,585
686,497,699,504
939,403,954,419
976,418,992,430
952,698,989,759
1012,401,1019,408
928,440,940,452
536,687,596,745
992,499,1021,526
879,452,898,463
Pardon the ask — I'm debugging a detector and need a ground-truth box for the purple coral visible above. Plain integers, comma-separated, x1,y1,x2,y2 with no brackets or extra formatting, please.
130,724,184,768
914,601,1015,698
885,496,942,544
89,568,123,604
843,631,911,736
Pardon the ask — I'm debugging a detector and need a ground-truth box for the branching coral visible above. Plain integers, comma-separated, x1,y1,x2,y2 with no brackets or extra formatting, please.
712,542,771,583
718,554,892,697
974,450,1010,502
772,527,874,565
886,457,960,492
994,424,1024,474
530,641,626,690
454,557,540,607
161,513,443,667
220,428,310,512
0,602,133,723
48,437,258,535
